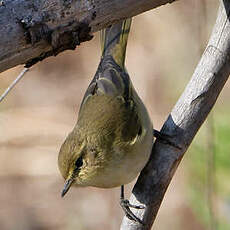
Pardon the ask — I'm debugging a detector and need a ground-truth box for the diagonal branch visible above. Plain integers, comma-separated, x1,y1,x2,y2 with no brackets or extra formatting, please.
120,0,230,229
0,0,176,73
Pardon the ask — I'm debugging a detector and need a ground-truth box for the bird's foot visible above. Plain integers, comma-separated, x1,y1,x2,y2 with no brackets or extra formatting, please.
120,198,145,225
153,129,182,150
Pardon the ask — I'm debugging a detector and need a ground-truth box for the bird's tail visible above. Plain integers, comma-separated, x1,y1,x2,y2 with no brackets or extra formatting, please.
100,18,132,69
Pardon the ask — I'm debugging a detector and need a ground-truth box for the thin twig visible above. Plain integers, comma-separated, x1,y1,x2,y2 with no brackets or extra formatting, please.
0,68,29,103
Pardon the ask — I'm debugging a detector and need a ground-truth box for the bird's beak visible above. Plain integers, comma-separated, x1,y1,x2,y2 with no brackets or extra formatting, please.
61,177,74,198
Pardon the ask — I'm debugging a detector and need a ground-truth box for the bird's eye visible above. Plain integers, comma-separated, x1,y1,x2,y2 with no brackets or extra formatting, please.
75,155,83,169
138,126,142,136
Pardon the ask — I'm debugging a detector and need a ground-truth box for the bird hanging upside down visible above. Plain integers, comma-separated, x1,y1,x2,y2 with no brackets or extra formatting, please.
58,18,153,224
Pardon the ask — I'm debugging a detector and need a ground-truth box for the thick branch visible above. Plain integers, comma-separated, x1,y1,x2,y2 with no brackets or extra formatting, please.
0,0,176,73
120,0,230,229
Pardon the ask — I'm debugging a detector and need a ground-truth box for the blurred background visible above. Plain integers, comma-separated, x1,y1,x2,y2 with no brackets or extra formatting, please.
1,0,229,229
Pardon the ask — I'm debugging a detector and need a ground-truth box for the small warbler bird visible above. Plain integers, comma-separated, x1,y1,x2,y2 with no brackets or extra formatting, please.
58,18,153,223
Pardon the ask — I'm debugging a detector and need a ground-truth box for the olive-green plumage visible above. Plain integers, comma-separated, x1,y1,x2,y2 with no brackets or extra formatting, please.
58,18,153,195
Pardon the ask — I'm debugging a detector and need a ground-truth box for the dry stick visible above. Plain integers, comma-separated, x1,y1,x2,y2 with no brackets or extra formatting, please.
0,68,29,103
120,0,230,229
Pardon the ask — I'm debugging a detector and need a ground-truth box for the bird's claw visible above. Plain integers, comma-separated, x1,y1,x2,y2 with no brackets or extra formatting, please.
153,129,182,150
120,199,145,225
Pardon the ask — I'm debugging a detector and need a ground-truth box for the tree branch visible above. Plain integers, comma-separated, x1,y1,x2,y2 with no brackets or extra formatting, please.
0,0,176,73
120,0,230,229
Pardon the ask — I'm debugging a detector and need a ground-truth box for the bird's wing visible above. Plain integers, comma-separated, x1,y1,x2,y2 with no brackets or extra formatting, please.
80,18,132,109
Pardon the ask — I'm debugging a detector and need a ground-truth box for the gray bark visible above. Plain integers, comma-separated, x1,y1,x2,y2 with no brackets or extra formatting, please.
0,0,176,73
120,0,230,229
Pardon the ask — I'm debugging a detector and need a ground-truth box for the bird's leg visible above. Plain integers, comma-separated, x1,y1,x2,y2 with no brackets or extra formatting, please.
119,185,144,224
153,129,182,150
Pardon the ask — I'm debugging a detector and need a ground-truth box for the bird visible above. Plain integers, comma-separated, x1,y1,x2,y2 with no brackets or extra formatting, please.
58,18,153,224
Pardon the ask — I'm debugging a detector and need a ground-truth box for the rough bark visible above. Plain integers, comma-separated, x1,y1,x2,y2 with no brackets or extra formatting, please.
0,0,176,73
120,0,230,229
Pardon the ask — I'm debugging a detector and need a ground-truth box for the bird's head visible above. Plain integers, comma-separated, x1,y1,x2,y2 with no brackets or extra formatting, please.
58,131,85,197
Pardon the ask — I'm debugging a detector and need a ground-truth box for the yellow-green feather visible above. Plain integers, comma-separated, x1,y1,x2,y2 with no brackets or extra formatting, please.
80,18,132,110
100,18,132,68
58,17,154,189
